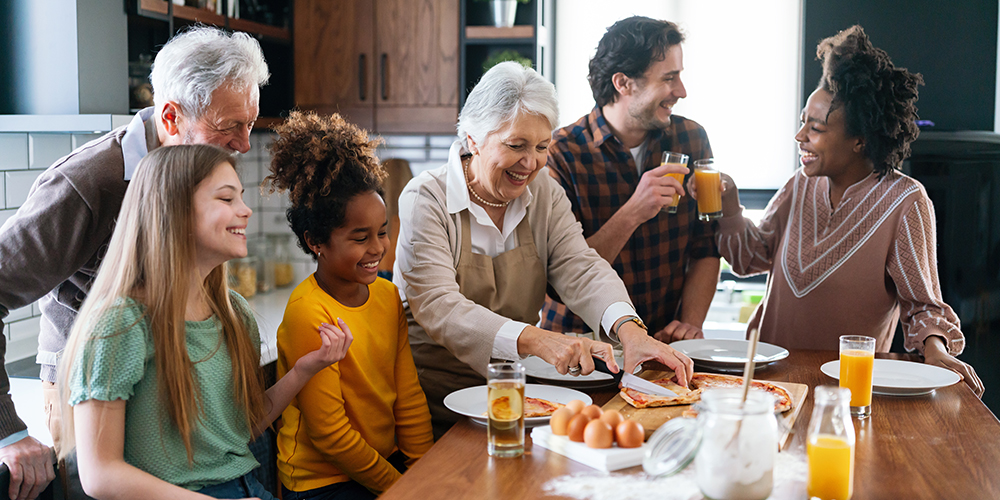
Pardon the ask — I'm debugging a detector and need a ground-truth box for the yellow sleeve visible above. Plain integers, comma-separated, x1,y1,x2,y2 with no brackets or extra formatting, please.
280,296,402,493
391,297,434,465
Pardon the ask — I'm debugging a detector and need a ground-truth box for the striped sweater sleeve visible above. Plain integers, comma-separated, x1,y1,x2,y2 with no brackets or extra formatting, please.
887,193,965,355
715,177,795,278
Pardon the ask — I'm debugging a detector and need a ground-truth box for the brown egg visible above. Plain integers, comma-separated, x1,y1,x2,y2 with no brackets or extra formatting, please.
567,413,591,442
581,404,603,421
616,419,645,448
584,419,614,449
565,399,586,414
599,409,624,430
550,407,575,436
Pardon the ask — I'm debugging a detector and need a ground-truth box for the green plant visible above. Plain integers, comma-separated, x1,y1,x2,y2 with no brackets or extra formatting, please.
482,49,533,72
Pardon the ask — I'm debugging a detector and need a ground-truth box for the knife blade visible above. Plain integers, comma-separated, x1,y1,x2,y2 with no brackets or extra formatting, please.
621,372,679,397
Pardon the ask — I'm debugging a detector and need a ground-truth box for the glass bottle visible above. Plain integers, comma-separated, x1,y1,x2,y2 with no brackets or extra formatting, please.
807,386,855,500
270,233,295,288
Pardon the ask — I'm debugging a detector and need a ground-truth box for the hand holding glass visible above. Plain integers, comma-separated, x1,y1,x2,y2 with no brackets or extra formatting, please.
660,152,689,214
487,362,526,457
839,335,875,418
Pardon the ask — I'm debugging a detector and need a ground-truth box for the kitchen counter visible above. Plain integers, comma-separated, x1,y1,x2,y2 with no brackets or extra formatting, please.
246,286,295,366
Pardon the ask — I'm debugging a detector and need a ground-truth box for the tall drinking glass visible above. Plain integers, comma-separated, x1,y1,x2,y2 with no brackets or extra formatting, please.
694,159,723,221
660,152,689,214
487,362,525,457
839,336,875,418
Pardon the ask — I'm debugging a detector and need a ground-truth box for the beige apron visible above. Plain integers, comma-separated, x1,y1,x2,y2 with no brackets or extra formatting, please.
410,210,547,438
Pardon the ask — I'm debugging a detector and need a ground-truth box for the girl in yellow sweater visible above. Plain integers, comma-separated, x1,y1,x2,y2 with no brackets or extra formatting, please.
264,112,434,500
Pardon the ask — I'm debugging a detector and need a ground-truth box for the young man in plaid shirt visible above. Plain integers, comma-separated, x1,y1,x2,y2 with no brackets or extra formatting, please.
541,16,720,343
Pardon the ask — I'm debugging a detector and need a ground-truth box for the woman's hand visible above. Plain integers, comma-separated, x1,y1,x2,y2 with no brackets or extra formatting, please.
618,323,694,387
687,171,741,217
517,326,619,376
295,319,354,377
924,336,984,397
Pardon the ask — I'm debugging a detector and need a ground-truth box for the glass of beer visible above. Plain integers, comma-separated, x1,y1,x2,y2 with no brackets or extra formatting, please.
487,361,526,457
839,335,876,418
660,152,689,214
693,159,723,221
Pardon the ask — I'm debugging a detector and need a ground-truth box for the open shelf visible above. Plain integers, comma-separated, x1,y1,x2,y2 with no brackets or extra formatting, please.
466,25,534,39
137,0,290,42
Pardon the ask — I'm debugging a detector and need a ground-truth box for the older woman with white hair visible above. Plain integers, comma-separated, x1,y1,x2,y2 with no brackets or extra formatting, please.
393,62,694,436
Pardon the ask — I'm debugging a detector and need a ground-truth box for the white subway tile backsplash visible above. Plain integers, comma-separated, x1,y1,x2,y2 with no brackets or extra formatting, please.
29,133,72,169
5,171,43,208
6,333,39,362
0,174,4,209
6,303,33,322
0,208,17,231
410,161,443,176
8,316,40,342
429,135,459,148
242,187,260,211
382,135,427,148
262,212,290,234
71,133,104,150
428,147,450,161
381,148,427,162
31,303,40,317
0,134,29,171
261,190,283,209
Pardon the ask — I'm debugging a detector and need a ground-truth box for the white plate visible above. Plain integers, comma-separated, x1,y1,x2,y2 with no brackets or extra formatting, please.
820,359,962,396
671,339,789,371
443,384,592,427
521,355,623,389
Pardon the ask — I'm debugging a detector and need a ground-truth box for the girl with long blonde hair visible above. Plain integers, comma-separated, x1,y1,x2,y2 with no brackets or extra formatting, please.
57,144,352,500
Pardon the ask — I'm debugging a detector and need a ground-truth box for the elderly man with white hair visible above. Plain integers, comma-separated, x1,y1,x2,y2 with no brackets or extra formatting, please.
0,25,268,498
393,62,694,437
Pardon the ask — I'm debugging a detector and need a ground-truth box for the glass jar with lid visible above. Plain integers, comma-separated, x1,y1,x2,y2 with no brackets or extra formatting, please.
228,256,258,298
643,388,777,500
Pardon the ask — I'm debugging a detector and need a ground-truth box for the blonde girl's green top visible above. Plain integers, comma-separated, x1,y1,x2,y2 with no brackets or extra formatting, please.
68,292,261,490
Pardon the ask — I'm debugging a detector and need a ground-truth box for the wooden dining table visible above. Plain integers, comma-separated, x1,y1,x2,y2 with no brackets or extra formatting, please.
380,350,1000,500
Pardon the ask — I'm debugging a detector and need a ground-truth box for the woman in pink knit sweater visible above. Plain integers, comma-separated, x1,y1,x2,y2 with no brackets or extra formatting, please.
699,25,982,396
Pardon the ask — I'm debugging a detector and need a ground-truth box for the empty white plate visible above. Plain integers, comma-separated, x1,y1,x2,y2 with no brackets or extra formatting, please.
671,339,789,371
820,359,962,396
521,355,623,389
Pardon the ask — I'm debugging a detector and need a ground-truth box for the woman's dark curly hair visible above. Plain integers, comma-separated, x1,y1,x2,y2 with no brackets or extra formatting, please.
816,25,924,177
588,16,684,108
263,111,387,259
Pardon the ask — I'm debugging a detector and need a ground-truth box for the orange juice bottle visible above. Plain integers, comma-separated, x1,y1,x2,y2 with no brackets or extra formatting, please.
839,349,874,407
807,386,855,500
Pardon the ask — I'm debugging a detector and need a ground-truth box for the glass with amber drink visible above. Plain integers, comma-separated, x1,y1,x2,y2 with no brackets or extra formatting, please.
660,152,689,213
487,361,525,457
693,158,723,221
839,335,875,418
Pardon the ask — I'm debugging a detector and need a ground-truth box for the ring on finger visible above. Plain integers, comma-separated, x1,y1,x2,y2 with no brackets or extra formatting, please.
568,365,582,376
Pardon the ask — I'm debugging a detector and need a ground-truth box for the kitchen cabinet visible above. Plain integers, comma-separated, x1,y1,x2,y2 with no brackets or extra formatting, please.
294,0,460,134
460,0,553,106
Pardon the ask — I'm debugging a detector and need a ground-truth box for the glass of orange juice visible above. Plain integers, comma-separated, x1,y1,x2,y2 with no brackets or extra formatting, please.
660,152,689,214
807,386,855,500
839,335,875,418
693,159,723,221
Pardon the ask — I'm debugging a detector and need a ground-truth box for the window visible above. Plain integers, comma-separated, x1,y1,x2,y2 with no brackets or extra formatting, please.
555,0,803,189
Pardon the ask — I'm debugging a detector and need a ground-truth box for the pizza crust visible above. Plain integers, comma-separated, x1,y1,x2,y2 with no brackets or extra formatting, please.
619,372,793,413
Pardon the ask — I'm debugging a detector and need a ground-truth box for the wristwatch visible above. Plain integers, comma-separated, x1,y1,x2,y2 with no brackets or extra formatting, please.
613,315,647,340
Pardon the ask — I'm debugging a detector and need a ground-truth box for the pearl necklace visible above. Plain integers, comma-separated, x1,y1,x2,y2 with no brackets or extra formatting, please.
463,156,509,208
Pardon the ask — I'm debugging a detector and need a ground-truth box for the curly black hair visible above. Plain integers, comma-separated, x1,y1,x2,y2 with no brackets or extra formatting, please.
263,111,387,259
816,25,924,177
588,16,684,108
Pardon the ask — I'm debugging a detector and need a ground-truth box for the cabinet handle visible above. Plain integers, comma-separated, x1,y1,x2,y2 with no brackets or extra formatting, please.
381,53,389,100
359,54,367,101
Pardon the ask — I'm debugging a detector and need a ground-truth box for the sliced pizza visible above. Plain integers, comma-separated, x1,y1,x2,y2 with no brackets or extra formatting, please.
488,396,565,419
619,372,793,413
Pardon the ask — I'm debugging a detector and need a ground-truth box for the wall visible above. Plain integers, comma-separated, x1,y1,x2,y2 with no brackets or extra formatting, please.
803,0,998,131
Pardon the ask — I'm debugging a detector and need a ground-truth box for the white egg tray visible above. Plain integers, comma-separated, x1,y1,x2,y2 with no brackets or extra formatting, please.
531,425,647,472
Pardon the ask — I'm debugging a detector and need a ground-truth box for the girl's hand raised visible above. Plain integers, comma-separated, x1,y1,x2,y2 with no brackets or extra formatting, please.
296,319,354,376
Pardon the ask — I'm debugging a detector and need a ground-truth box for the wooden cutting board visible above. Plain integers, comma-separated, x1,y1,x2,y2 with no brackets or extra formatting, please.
601,371,809,450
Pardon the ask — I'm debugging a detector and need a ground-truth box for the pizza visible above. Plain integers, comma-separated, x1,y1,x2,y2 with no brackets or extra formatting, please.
620,372,793,413
488,396,565,419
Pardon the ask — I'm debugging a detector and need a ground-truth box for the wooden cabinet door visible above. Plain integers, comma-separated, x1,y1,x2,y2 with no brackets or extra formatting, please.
294,0,376,130
374,0,459,134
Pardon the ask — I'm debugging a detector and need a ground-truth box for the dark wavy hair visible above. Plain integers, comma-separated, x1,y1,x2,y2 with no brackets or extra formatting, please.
588,16,684,108
816,25,923,177
263,111,386,258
